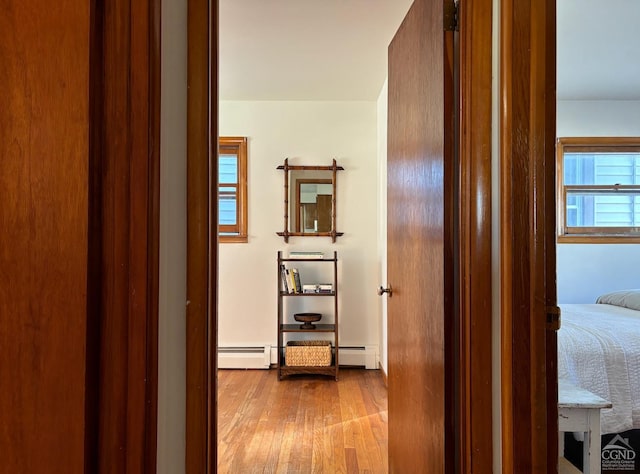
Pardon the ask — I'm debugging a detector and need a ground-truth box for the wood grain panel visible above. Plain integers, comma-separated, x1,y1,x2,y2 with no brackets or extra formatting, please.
95,0,159,471
0,2,90,472
128,0,159,470
98,1,134,470
387,0,453,471
145,0,162,469
0,0,159,471
459,0,493,472
500,0,557,471
458,0,494,471
538,0,559,470
186,0,217,472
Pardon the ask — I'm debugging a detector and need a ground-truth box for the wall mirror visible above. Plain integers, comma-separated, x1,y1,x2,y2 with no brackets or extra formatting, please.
277,159,344,242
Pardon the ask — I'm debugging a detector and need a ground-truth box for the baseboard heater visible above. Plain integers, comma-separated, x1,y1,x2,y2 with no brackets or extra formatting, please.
339,346,378,369
218,345,271,369
217,344,378,370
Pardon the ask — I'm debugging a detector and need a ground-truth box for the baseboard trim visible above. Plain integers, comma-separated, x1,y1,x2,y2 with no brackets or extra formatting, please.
218,345,380,370
218,345,271,369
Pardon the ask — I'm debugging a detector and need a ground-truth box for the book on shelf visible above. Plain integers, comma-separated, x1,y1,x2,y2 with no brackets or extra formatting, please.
292,268,302,294
281,265,305,294
288,251,324,260
280,264,289,293
302,284,319,294
288,268,297,293
302,283,333,294
284,268,295,294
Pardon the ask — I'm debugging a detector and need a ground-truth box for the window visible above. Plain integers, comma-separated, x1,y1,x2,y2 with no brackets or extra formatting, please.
218,137,247,243
557,137,640,243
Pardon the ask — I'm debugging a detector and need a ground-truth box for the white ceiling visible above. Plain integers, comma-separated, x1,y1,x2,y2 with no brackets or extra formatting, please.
219,0,413,101
220,0,640,102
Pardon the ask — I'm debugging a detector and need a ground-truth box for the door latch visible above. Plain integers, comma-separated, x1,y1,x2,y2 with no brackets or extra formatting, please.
546,305,561,331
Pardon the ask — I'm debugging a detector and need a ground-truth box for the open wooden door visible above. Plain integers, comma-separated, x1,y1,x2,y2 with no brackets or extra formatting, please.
386,0,456,471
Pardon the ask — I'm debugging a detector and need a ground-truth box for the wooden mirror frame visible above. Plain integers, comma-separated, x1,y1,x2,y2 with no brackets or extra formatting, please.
276,158,344,242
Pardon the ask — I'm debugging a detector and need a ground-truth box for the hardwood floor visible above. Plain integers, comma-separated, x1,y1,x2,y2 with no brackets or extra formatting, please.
217,368,388,473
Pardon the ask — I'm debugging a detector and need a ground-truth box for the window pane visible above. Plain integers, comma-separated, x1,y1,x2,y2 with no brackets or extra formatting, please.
219,186,237,225
566,190,639,227
564,154,594,184
219,155,238,184
566,194,579,226
564,152,640,186
595,154,635,185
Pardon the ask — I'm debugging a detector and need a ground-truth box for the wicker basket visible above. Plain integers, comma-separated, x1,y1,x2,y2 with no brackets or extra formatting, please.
285,340,332,366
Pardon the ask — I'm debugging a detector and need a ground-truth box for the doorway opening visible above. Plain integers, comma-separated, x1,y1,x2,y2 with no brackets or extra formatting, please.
555,1,640,470
214,1,412,471
184,0,495,471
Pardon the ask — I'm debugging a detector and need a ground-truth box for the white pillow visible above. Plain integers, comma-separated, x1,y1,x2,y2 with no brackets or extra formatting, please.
596,289,640,312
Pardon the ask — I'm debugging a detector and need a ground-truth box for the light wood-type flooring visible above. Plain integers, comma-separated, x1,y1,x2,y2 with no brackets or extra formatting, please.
217,368,388,473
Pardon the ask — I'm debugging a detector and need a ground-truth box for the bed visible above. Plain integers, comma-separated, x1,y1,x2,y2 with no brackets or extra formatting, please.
558,289,640,435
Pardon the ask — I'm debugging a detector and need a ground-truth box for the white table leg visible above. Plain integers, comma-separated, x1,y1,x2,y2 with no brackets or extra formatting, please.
582,409,601,474
558,380,609,474
583,428,591,474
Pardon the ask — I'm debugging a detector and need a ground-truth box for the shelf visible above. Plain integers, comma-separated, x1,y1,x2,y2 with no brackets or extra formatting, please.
277,250,339,381
280,323,335,332
279,365,337,378
279,292,335,297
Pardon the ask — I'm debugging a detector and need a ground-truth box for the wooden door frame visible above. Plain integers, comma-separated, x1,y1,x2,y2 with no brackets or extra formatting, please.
458,0,495,471
186,0,218,472
88,0,161,471
499,0,557,472
185,0,494,472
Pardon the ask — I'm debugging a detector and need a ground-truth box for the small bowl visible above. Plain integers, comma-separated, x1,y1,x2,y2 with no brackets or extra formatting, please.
294,312,322,329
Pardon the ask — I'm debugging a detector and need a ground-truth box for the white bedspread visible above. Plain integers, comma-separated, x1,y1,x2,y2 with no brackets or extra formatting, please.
558,303,640,434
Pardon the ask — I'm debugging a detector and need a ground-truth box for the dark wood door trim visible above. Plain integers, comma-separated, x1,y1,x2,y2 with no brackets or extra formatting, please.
458,0,494,471
186,0,218,472
147,0,162,469
499,0,557,471
88,0,161,471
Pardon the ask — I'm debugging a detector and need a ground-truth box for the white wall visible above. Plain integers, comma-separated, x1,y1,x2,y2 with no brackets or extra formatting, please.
219,101,380,354
557,101,640,137
558,244,640,303
556,100,640,303
376,79,388,374
157,0,187,472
